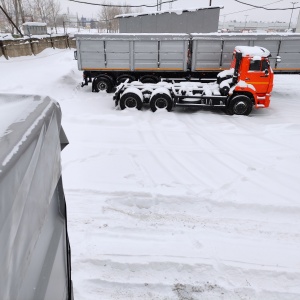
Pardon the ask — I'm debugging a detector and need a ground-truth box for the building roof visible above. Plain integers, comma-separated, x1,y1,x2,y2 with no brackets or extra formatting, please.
23,22,47,27
115,6,223,19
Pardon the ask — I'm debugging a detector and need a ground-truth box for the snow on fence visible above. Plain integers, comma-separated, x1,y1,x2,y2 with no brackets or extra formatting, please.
0,34,76,59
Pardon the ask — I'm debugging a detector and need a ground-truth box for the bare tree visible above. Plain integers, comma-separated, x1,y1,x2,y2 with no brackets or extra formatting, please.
1,0,17,33
34,0,49,23
98,1,136,33
48,0,60,33
18,0,26,24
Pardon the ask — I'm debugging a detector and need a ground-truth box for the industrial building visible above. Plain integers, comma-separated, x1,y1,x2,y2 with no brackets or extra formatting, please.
115,6,221,34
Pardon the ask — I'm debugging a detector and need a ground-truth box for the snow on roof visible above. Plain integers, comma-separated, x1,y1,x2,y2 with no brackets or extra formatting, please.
23,22,47,27
115,6,223,18
235,46,271,58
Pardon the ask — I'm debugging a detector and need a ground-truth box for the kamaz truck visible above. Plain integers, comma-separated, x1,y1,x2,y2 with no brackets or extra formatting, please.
113,45,275,116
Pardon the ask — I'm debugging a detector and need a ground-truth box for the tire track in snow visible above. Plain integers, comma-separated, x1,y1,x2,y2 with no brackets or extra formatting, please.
71,258,300,300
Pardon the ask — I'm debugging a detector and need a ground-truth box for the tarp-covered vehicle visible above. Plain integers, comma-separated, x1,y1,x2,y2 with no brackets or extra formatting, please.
0,94,73,300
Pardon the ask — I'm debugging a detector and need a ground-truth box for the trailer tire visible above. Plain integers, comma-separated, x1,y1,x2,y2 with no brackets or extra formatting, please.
120,93,143,110
116,75,135,85
150,93,173,112
226,95,252,115
93,76,113,93
140,76,159,84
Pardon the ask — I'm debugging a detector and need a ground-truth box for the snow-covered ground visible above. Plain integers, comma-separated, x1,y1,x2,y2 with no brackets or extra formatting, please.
1,49,300,300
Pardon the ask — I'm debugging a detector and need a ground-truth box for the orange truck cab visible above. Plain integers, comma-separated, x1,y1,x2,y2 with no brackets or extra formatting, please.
228,46,274,109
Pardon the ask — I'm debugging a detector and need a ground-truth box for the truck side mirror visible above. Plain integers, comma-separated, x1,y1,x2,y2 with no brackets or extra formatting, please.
264,69,269,76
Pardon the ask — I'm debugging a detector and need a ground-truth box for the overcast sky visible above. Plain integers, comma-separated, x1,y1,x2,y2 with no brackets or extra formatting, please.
60,0,300,24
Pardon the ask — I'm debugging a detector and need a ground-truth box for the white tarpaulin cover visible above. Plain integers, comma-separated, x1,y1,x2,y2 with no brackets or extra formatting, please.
0,93,72,300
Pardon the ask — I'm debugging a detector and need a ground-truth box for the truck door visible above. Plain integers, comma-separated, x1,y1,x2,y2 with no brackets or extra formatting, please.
245,58,271,95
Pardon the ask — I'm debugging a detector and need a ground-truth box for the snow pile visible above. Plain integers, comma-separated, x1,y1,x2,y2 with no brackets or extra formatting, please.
1,49,300,300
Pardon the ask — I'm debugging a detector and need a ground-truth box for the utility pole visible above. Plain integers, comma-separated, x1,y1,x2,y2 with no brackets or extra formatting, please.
244,14,249,30
157,0,162,11
209,0,212,5
288,2,298,30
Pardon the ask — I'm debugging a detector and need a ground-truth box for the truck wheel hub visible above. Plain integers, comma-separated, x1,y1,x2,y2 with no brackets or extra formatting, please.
98,82,107,90
125,97,137,108
155,98,168,109
234,101,247,114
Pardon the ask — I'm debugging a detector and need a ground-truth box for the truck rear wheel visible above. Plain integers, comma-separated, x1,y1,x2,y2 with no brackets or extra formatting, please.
150,93,173,112
120,93,143,110
226,95,252,115
93,77,113,93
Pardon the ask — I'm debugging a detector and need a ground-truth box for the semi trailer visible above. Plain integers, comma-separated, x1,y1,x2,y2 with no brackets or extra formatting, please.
74,32,300,92
113,45,276,116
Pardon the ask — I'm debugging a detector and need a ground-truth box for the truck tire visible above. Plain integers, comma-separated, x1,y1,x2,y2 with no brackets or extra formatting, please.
120,93,143,110
93,76,113,93
150,93,173,112
226,95,252,115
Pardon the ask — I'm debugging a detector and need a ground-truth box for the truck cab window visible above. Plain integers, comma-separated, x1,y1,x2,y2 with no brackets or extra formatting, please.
249,60,261,71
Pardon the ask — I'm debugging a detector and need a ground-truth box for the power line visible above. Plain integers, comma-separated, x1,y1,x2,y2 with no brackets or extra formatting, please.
221,0,283,16
68,0,178,8
234,0,300,10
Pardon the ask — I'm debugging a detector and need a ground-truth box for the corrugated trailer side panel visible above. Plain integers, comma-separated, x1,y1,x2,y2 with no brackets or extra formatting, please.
191,33,300,72
105,40,131,69
277,38,300,70
77,39,105,70
159,40,188,71
133,40,158,69
191,37,223,70
76,33,189,73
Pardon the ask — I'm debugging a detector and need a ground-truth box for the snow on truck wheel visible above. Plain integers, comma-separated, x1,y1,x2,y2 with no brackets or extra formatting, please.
227,95,253,116
120,88,143,110
149,88,173,112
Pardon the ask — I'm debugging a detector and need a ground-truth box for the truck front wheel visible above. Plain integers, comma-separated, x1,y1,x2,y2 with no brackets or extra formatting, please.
150,93,173,112
226,95,252,115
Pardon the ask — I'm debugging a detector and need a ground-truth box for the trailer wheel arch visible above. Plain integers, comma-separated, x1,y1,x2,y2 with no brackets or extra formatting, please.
93,75,114,93
226,94,253,115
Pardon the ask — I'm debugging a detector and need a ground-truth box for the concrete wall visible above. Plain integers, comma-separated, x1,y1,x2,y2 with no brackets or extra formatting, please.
0,35,76,59
118,8,220,33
